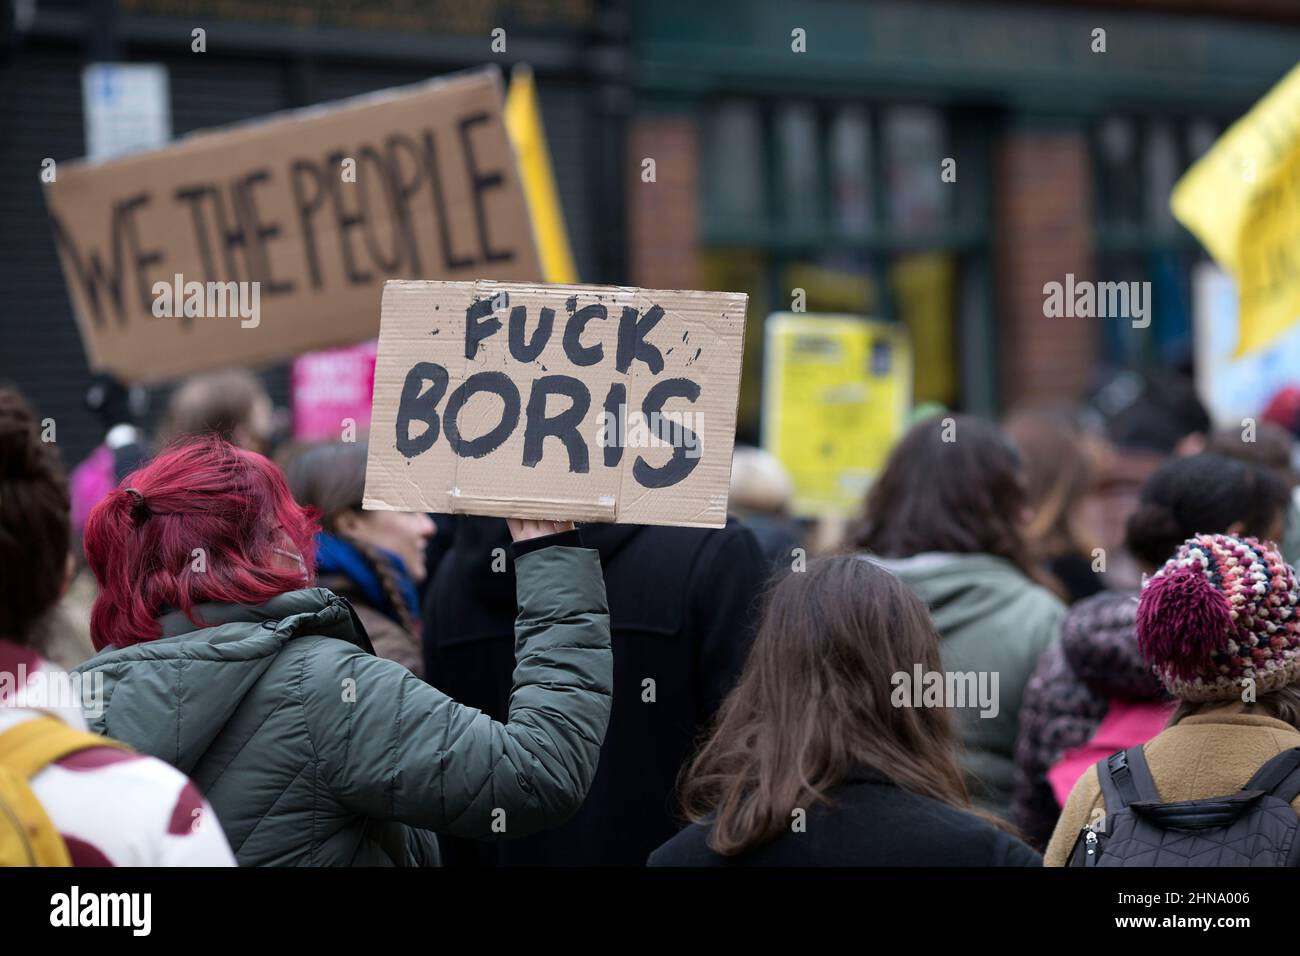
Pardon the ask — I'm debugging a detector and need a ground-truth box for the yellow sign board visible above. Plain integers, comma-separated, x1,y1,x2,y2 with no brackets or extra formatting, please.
761,313,911,518
1172,63,1300,356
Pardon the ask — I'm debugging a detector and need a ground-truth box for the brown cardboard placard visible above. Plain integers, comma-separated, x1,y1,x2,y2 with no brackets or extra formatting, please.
363,279,748,528
43,68,541,384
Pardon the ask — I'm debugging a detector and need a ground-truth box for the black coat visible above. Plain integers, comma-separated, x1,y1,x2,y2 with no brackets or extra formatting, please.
648,771,1043,867
423,515,770,866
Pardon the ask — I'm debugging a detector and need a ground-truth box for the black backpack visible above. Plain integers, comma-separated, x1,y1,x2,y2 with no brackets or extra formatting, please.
1068,745,1300,866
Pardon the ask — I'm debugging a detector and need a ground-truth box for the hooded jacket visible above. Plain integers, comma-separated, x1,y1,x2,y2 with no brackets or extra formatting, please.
426,515,768,866
1011,589,1168,846
73,540,612,866
874,552,1064,815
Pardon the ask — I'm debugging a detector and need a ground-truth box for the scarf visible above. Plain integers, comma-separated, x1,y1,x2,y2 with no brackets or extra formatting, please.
314,532,421,626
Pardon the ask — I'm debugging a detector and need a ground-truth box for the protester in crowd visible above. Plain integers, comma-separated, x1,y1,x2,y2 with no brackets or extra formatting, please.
74,437,612,866
1262,385,1300,442
70,374,151,537
1083,369,1213,589
57,376,154,668
728,445,802,567
158,369,275,454
849,414,1064,816
1206,421,1296,477
37,573,96,671
0,387,235,866
648,556,1041,866
425,513,768,866
1004,408,1105,602
285,442,432,676
1045,532,1300,866
1012,453,1291,847
1204,422,1300,567
1091,369,1211,458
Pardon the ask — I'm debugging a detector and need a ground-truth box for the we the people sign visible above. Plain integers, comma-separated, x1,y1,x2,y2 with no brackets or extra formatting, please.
43,68,541,383
363,280,748,528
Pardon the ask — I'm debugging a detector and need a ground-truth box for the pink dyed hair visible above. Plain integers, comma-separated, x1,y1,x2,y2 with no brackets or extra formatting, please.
84,437,319,649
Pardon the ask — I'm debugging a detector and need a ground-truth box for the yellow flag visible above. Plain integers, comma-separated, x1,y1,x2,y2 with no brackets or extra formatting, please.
1171,63,1300,356
504,64,579,284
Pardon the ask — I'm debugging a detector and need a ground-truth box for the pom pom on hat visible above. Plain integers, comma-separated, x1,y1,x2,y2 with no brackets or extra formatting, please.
1136,566,1233,681
1136,533,1300,702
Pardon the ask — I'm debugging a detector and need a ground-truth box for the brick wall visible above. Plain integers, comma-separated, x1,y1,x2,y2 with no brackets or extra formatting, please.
994,128,1097,409
628,114,1103,413
626,115,700,290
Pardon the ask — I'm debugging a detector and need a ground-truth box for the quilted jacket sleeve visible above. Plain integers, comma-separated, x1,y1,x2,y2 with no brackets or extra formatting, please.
301,543,612,840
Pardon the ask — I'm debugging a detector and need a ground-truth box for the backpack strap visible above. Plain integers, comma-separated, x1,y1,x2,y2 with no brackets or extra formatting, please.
1243,747,1300,804
0,717,132,780
1098,746,1161,812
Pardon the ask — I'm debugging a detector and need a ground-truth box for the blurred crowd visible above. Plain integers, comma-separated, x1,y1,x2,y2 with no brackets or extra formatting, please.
4,363,1300,867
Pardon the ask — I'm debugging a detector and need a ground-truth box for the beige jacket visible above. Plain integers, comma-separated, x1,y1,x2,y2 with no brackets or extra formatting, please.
1044,707,1300,866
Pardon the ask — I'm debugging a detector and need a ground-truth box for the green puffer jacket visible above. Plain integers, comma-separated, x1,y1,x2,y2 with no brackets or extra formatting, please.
72,543,612,866
875,552,1064,817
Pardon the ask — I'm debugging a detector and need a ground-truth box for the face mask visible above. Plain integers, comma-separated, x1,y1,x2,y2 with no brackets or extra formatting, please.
273,547,309,583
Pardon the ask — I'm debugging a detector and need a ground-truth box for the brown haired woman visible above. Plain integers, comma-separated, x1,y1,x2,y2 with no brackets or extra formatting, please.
1003,408,1105,603
285,441,433,676
648,556,1040,865
848,414,1065,818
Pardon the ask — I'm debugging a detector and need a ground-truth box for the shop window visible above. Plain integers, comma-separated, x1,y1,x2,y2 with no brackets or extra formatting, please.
776,102,822,231
702,100,766,231
1092,114,1227,370
829,107,873,237
883,106,950,235
699,98,990,437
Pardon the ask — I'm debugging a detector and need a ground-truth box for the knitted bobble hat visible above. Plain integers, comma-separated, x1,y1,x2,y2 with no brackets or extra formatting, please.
1136,533,1300,702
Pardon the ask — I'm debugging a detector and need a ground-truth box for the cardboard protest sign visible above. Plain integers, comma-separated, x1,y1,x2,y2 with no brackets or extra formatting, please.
44,68,541,384
762,313,911,518
363,280,748,528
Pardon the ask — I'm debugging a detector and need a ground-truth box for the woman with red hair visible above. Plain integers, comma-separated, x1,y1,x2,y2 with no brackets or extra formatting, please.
75,437,612,866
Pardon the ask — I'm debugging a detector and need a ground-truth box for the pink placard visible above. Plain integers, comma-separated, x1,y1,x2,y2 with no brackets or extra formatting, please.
291,341,378,442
